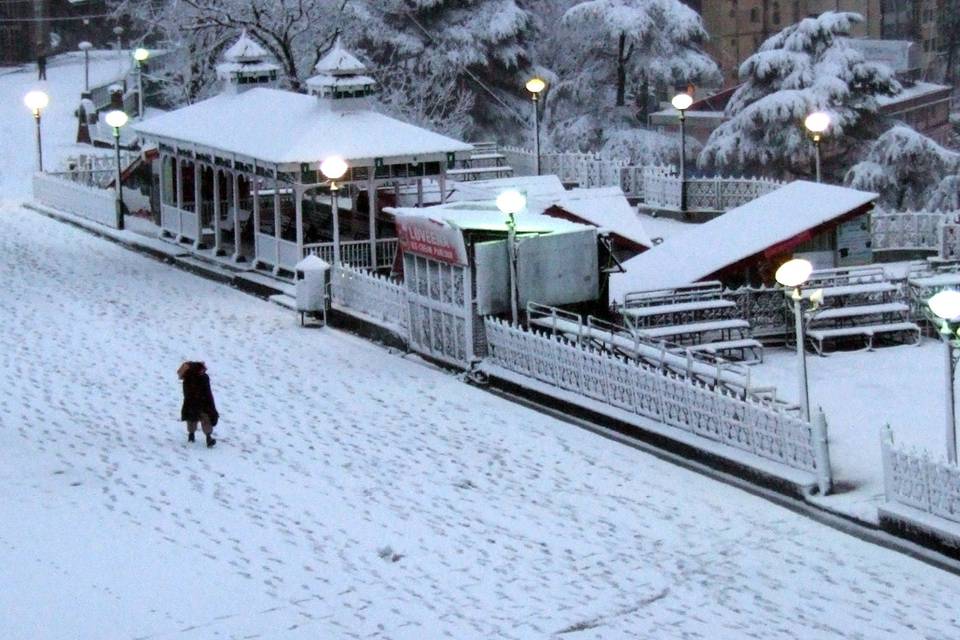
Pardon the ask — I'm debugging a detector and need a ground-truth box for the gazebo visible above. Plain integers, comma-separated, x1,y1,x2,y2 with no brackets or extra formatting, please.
134,34,473,274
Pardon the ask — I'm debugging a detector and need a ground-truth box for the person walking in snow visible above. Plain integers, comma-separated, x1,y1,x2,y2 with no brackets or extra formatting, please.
37,53,47,80
178,361,219,447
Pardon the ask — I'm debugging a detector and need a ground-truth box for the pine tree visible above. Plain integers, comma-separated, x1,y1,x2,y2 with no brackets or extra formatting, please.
699,12,900,179
846,125,960,211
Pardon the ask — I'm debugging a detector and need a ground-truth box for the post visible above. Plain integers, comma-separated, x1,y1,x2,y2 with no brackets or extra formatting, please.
83,48,89,92
213,168,222,255
113,127,124,230
794,295,810,421
295,184,304,261
193,160,202,248
679,110,687,212
232,171,242,262
33,111,43,172
507,214,518,325
272,175,280,273
137,61,144,119
945,340,957,464
814,135,822,184
252,174,261,265
533,93,541,176
175,157,184,240
331,183,341,266
367,175,377,269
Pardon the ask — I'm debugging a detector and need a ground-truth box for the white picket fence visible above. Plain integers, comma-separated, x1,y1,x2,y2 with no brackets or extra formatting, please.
483,318,831,492
330,264,407,332
33,172,119,228
882,426,960,528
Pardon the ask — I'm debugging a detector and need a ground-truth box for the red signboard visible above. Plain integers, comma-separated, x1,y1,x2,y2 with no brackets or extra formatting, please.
396,216,469,265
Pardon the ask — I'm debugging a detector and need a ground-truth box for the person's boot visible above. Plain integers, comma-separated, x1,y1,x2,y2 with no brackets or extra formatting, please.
188,432,195,443
206,434,216,448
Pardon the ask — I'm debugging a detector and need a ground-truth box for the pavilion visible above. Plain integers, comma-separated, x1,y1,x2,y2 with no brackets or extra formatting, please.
133,33,473,274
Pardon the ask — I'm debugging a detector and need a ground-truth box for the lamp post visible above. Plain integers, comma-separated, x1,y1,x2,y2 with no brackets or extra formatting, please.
133,47,149,119
775,258,817,421
928,289,960,463
804,111,830,183
496,189,527,325
113,26,124,66
320,156,349,266
671,92,693,212
105,109,128,230
24,90,49,172
78,41,92,93
525,77,546,176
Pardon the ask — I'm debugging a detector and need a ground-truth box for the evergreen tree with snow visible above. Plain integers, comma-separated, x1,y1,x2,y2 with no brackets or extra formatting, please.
846,125,960,211
547,0,718,158
353,0,535,138
699,12,900,180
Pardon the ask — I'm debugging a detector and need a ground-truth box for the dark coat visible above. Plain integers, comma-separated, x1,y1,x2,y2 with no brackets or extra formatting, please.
181,369,219,424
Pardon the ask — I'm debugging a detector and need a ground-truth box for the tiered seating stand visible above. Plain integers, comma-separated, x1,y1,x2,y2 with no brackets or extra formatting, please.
798,266,921,355
448,142,513,181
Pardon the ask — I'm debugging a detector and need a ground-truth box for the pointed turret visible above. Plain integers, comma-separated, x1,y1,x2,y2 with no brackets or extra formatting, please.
216,30,280,94
306,38,376,110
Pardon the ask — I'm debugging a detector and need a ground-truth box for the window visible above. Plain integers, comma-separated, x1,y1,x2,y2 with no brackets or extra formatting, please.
750,7,759,22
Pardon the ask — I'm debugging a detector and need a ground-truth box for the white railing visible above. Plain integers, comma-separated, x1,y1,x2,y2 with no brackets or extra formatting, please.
941,222,960,261
277,238,299,271
501,146,643,198
33,173,119,228
642,166,783,211
303,238,398,270
871,210,944,252
254,233,298,271
483,318,831,491
882,426,960,525
331,264,408,332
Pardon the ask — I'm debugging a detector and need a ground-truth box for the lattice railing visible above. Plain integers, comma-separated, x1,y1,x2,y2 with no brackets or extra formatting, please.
724,285,790,338
643,166,783,212
330,264,408,332
882,426,960,525
484,318,831,489
303,238,398,271
871,211,943,252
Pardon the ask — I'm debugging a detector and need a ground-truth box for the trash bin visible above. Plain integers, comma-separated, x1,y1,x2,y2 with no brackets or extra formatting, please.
295,255,331,326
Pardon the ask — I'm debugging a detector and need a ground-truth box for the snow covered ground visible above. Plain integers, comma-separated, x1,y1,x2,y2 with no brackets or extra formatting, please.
4,55,960,639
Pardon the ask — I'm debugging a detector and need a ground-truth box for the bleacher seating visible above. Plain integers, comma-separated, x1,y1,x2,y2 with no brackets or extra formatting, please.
616,282,763,363
794,265,921,355
449,141,513,181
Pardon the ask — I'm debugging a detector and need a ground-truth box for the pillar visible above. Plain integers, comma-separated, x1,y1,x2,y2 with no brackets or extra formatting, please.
213,167,222,255
232,171,243,262
193,160,202,249
295,183,304,262
175,156,184,242
272,174,281,274
367,175,377,269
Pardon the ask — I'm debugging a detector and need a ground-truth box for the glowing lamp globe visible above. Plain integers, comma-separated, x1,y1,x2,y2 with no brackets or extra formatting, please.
525,77,546,95
78,41,93,52
929,290,960,321
671,93,693,111
496,190,527,216
775,258,813,288
24,90,49,113
804,111,831,134
133,48,150,63
105,110,129,129
320,156,348,181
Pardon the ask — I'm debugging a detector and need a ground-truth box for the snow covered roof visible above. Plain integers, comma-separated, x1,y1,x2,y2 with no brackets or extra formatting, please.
133,87,473,168
314,39,367,75
447,175,567,203
877,81,951,106
545,187,653,249
223,31,269,63
608,181,877,302
387,200,590,235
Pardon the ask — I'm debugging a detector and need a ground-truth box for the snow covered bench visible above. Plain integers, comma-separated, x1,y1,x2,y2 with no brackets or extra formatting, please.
685,338,764,363
446,166,514,181
635,318,750,343
806,322,921,356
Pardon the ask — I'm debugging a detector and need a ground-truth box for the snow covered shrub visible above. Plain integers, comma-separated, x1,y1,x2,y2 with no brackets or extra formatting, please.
845,125,960,211
699,12,900,180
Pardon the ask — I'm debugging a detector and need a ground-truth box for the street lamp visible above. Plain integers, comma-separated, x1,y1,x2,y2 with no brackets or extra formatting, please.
927,289,960,463
113,26,124,67
105,109,128,230
78,41,92,93
320,156,348,266
525,77,546,176
496,189,527,325
671,92,693,212
133,47,149,119
804,111,830,183
775,258,816,421
24,90,49,172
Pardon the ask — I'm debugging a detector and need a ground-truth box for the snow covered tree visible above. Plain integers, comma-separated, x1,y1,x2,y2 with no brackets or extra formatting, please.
846,125,960,211
699,12,900,179
352,0,535,138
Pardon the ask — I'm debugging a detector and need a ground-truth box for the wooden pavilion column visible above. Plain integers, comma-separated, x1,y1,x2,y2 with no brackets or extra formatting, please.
416,178,423,207
213,166,223,255
158,153,168,235
175,156,184,242
232,170,243,262
294,183,304,263
193,160,202,250
367,174,377,269
272,172,281,274
251,171,261,268
439,172,447,204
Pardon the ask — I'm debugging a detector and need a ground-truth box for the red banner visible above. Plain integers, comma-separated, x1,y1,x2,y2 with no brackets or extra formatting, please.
396,216,468,265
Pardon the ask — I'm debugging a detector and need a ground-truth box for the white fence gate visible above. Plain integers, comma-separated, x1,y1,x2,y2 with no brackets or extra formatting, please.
483,318,832,492
330,264,408,332
403,252,474,368
881,426,960,529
